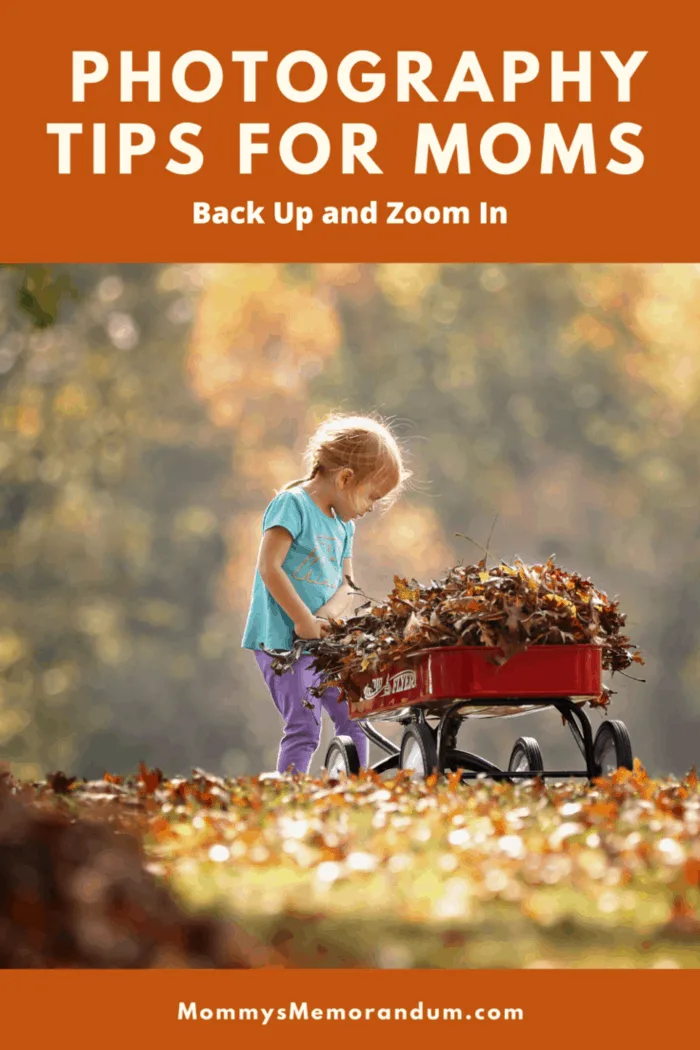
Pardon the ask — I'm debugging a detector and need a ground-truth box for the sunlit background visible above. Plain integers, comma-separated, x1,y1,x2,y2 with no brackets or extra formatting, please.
1,262,699,780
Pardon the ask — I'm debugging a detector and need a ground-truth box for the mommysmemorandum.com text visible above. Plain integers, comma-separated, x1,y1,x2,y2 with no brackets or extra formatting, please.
177,1000,525,1023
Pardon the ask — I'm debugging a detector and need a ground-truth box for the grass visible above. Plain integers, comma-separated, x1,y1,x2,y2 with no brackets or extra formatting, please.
135,762,700,967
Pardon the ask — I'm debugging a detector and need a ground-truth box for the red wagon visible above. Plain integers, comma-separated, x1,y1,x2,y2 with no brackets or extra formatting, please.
324,644,633,781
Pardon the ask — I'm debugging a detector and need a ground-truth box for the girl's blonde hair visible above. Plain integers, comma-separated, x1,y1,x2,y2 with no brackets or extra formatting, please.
283,413,410,507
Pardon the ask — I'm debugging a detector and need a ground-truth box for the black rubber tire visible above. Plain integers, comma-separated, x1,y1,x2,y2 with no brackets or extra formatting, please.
399,722,438,779
508,736,544,775
324,735,361,777
593,720,633,776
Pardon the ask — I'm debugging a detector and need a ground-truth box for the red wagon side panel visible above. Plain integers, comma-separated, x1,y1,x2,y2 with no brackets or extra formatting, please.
347,645,603,720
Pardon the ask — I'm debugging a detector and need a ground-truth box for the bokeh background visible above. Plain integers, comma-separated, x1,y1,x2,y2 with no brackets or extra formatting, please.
1,262,698,781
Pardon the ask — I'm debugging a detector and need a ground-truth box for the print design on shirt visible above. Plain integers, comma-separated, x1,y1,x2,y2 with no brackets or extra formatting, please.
292,535,344,587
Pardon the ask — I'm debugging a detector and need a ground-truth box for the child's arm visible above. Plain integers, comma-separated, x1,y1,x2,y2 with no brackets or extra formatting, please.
258,527,327,640
315,558,357,622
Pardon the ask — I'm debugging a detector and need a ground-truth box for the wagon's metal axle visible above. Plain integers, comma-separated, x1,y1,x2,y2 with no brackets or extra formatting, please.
354,695,600,782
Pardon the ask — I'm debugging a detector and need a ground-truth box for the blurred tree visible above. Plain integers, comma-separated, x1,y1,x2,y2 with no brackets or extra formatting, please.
0,264,267,778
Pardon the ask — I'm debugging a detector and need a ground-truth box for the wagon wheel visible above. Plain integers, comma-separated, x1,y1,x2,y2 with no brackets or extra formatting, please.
593,720,633,776
508,736,544,777
324,736,360,777
399,723,438,780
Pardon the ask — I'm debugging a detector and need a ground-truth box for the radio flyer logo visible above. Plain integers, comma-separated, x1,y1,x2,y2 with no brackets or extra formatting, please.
363,670,418,701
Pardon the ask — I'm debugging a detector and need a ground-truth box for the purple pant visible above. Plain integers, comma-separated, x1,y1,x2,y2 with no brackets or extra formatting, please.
255,651,369,774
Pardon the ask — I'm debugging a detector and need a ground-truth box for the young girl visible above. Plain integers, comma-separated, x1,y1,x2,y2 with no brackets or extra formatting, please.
242,414,409,775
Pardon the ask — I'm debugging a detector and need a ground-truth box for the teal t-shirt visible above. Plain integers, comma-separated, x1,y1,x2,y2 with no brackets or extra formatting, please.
242,487,355,652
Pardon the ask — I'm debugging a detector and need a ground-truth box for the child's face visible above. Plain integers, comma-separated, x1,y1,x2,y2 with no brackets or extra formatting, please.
333,471,395,521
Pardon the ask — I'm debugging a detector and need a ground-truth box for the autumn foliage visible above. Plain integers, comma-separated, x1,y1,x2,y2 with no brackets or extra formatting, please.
2,759,699,968
272,557,642,702
0,768,268,968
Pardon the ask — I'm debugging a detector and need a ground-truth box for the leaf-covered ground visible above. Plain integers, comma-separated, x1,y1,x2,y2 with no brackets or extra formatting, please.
10,762,700,968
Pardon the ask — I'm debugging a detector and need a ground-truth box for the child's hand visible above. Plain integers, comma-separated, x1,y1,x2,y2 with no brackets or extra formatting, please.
294,614,329,640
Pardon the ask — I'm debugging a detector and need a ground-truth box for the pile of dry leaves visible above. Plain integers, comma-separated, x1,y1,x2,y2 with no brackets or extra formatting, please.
0,766,260,968
271,557,642,699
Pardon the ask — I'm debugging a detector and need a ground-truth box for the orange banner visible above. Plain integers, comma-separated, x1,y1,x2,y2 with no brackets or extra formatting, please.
1,0,699,261
1,968,696,1045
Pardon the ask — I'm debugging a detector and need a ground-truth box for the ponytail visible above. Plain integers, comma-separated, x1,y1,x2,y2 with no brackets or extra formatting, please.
282,462,321,491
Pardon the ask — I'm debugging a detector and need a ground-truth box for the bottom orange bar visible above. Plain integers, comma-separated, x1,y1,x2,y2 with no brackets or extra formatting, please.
0,968,694,1046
